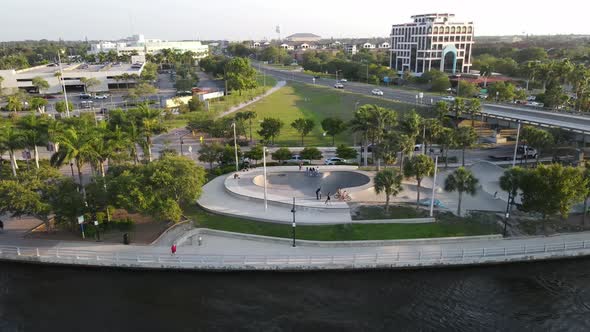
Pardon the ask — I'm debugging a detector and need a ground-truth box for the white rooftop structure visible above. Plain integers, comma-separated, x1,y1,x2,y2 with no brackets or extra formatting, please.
90,34,209,58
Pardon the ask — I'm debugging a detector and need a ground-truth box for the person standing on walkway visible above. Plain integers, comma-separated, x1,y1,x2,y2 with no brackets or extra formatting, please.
316,187,321,200
171,244,177,255
325,192,331,205
299,162,303,171
0,219,4,233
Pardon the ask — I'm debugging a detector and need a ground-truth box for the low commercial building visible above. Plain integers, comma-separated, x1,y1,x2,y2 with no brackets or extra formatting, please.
390,13,475,75
90,34,209,58
0,62,145,94
285,33,322,42
344,44,358,55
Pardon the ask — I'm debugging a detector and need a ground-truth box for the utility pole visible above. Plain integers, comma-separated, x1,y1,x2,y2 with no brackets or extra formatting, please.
291,197,296,247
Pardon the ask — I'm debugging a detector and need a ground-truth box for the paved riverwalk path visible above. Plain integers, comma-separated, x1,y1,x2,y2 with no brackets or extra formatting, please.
2,224,590,270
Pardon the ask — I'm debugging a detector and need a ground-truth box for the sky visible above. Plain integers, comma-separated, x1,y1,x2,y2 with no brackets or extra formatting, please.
1,0,589,41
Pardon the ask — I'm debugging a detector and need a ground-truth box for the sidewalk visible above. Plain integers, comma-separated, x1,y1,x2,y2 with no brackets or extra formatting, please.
216,81,286,118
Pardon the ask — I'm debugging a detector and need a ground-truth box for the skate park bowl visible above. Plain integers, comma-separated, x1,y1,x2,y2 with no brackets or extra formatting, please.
253,171,371,196
224,166,373,211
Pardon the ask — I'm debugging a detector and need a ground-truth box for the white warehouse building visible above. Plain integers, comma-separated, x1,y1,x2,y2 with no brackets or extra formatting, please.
390,13,474,75
90,34,209,58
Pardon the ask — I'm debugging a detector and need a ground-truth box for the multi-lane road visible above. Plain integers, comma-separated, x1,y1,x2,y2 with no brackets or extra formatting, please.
257,63,590,135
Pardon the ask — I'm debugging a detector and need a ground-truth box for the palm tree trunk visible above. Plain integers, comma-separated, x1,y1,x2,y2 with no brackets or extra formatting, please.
399,152,405,171
462,148,466,166
416,179,421,207
249,119,253,143
34,145,40,169
363,136,368,167
385,194,390,212
146,136,153,162
9,151,17,176
444,147,449,168
457,191,463,216
583,197,588,226
76,160,87,202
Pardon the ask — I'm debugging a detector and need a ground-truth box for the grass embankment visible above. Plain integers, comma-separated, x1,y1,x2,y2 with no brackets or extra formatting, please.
184,205,500,241
232,82,433,146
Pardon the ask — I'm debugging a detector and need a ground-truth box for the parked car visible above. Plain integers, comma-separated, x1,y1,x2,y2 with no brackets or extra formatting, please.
287,155,311,164
371,89,384,96
80,100,93,108
94,94,110,100
324,157,346,165
334,83,344,89
477,94,488,99
441,96,455,102
79,93,92,100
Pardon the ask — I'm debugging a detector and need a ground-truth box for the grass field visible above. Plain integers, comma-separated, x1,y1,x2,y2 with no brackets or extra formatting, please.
232,82,433,146
184,205,500,241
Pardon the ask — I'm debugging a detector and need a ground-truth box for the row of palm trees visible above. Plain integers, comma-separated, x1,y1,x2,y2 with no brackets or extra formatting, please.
0,104,167,188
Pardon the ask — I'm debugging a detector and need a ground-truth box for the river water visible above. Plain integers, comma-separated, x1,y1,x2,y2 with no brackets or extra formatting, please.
1,259,590,332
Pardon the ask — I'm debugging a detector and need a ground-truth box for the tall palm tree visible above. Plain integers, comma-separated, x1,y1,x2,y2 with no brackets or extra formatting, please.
499,167,525,231
51,125,98,201
479,64,493,87
403,154,435,207
436,127,456,169
435,101,450,123
349,105,373,167
444,167,479,216
466,99,482,127
238,111,257,143
569,64,590,112
17,114,49,169
134,104,166,162
6,94,24,115
455,126,478,166
367,105,397,170
374,169,403,212
0,123,25,176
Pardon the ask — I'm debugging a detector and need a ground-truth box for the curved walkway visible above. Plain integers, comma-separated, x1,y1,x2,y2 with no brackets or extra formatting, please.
216,81,286,119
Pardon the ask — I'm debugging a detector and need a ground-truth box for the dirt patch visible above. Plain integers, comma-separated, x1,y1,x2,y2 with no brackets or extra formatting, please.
514,212,590,235
26,210,172,244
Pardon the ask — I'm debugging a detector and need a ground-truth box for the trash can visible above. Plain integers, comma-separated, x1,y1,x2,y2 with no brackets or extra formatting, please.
123,233,130,245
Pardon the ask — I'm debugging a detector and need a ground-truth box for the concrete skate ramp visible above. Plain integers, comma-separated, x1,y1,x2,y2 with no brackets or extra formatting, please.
253,171,370,194
467,161,510,202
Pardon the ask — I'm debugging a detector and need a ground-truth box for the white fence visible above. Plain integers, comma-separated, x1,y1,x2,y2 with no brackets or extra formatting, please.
2,240,590,270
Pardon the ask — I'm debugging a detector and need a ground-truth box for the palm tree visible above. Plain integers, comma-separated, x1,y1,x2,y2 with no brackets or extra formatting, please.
30,97,48,114
374,169,403,212
444,167,479,216
238,111,257,143
403,154,435,207
582,165,590,226
134,104,166,162
436,127,456,169
349,106,373,167
51,125,98,201
466,99,482,127
0,123,25,176
499,167,525,231
7,94,24,114
17,114,49,169
435,101,450,123
31,77,49,93
569,64,590,112
455,126,478,166
399,110,423,142
80,77,100,94
452,97,466,126
479,64,493,87
367,105,397,170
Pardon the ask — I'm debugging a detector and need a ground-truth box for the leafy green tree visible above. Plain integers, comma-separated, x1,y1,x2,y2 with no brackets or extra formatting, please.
299,147,322,161
521,126,553,165
128,83,158,102
244,145,264,165
219,144,242,166
444,167,479,216
431,75,451,92
455,126,478,166
374,168,403,212
291,118,315,146
258,118,283,144
403,154,435,207
129,104,166,162
435,101,450,124
80,77,100,93
30,97,48,114
488,81,516,102
520,164,588,231
479,64,493,87
336,144,358,160
187,96,205,112
198,142,224,169
399,110,422,140
55,100,73,115
224,57,258,95
7,94,25,114
457,80,479,98
32,76,49,93
272,147,292,163
321,117,347,146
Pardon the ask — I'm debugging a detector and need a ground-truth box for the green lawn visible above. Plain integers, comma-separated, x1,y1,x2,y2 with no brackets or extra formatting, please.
184,205,500,241
232,82,433,146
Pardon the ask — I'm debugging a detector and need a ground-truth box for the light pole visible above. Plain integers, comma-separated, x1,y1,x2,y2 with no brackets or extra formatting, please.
263,146,268,211
291,197,296,247
429,155,439,217
231,122,239,172
179,131,191,156
57,51,71,117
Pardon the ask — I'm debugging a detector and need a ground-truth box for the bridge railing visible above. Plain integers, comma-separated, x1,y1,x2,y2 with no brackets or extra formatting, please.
0,240,588,268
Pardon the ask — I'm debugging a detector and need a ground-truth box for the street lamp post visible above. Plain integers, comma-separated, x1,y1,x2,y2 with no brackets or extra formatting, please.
179,131,191,156
429,155,439,217
232,122,239,172
57,51,71,117
291,197,296,247
263,147,268,211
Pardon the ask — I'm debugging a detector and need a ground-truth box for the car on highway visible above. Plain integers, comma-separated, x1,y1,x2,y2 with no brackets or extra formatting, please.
371,89,384,96
324,157,346,165
334,83,344,89
339,79,348,82
79,93,92,100
287,155,311,164
441,96,455,102
80,100,93,108
42,94,58,99
94,94,110,100
313,75,321,79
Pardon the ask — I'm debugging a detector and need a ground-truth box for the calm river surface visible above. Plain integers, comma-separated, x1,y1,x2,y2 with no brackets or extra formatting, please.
2,259,590,331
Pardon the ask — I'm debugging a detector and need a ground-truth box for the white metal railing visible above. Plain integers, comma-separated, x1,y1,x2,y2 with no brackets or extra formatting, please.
0,240,588,269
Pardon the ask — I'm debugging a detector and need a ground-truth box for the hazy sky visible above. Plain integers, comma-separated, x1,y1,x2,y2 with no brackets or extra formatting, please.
1,0,588,41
